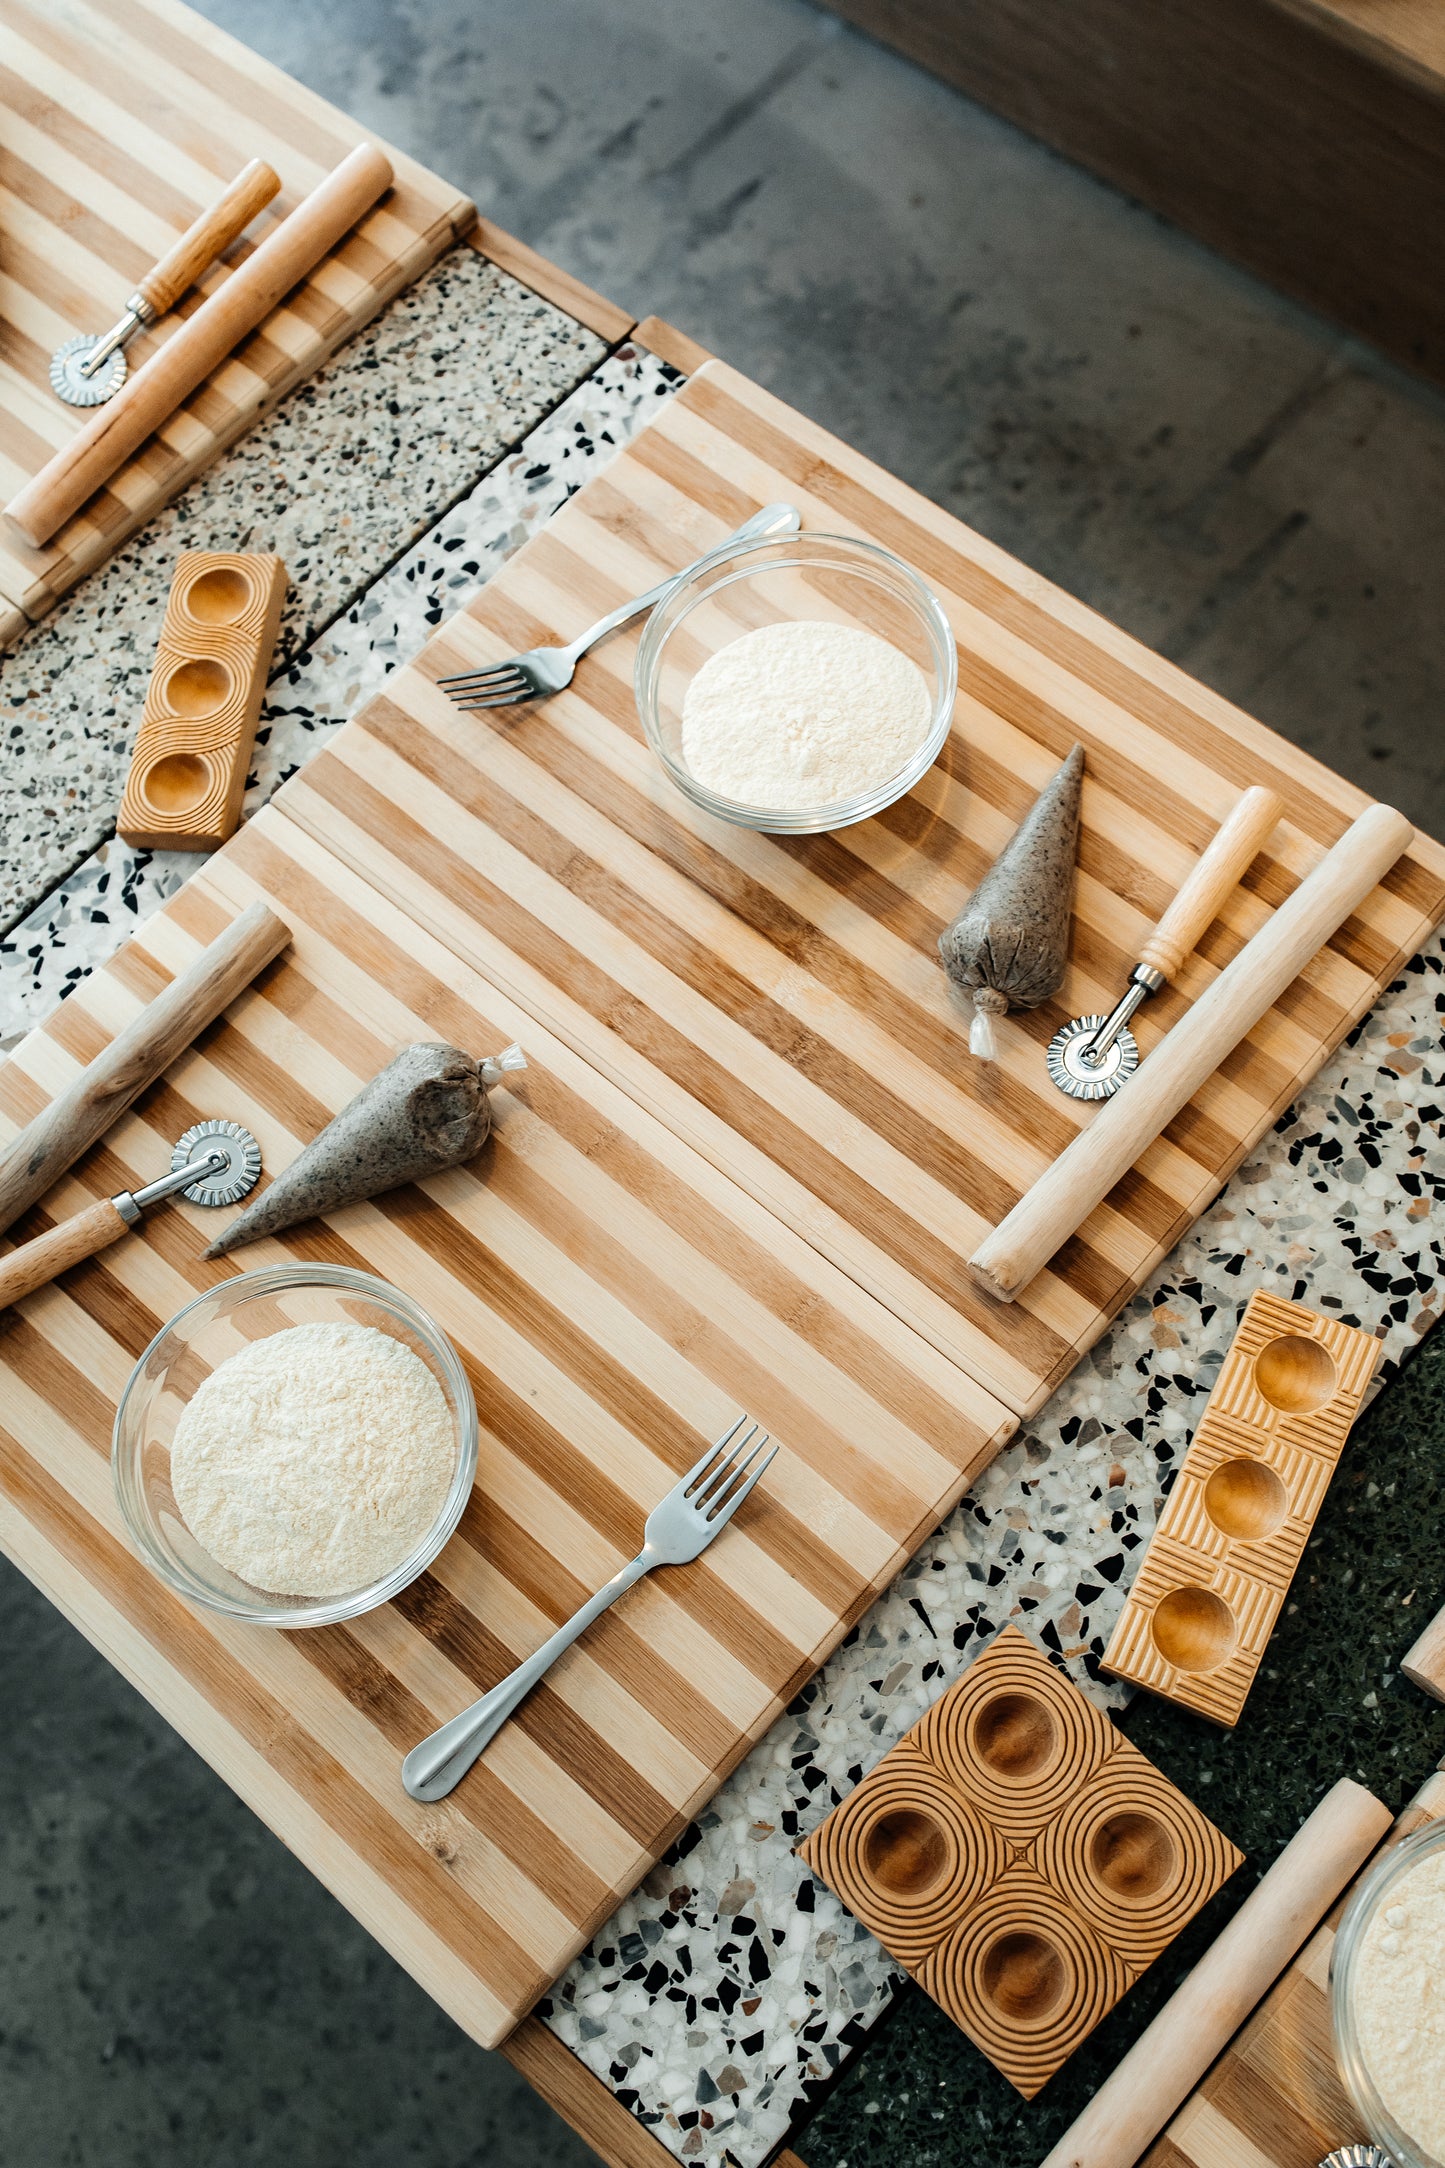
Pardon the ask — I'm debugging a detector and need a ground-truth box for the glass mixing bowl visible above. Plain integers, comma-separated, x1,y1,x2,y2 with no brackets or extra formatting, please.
634,530,957,834
1331,1817,1445,2168
113,1264,478,1628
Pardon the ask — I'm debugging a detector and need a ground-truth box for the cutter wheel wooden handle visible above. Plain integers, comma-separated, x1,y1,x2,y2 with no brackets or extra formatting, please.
1047,784,1283,1100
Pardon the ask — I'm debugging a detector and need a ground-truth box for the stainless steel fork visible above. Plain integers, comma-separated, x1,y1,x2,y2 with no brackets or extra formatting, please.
401,1416,777,1801
435,502,801,709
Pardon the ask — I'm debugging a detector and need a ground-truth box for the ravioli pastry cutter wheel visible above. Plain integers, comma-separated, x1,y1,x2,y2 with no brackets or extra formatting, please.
0,1120,260,1311
1047,784,1282,1101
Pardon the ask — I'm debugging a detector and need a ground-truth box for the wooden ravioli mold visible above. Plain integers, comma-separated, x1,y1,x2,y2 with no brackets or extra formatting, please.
798,1627,1241,2097
118,552,286,852
1103,1291,1381,1727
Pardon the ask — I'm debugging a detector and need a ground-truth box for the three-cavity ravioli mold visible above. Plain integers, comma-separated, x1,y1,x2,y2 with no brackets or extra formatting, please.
118,551,286,851
798,1626,1241,2097
1103,1291,1381,1727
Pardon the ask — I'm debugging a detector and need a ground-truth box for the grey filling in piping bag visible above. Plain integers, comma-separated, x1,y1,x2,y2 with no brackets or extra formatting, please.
937,743,1083,1061
204,1041,527,1258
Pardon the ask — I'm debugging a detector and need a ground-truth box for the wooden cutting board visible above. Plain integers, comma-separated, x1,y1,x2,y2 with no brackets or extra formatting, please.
274,360,1445,1421
1144,1766,1445,2168
0,0,473,632
0,804,1015,2049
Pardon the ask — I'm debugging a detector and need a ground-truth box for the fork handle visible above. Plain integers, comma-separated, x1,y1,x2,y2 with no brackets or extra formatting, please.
562,501,801,661
401,1550,651,1801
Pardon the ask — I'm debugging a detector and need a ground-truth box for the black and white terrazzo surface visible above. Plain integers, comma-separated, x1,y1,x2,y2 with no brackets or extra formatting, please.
1,311,1442,2168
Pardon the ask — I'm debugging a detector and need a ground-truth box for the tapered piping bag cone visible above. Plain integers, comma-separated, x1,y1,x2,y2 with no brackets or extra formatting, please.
938,744,1083,1059
205,1042,527,1257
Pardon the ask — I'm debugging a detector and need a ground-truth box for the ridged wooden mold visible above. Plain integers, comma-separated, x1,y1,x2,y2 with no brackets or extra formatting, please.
911,1622,1116,1845
1103,1292,1381,1726
798,1627,1241,2097
801,1743,1006,1965
118,553,286,852
1031,1738,1242,1972
919,1859,1130,2097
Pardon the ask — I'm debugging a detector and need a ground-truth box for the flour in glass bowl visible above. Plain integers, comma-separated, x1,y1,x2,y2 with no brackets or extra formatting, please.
1354,1847,1445,2161
679,619,933,811
169,1321,455,1598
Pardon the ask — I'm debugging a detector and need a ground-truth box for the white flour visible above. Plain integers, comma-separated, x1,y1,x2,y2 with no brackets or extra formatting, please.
679,619,932,810
1354,1848,1445,2156
170,1321,455,1598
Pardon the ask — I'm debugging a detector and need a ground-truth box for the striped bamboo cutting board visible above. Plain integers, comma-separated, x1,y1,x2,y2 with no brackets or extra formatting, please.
1144,1769,1445,2168
0,0,473,629
0,803,1015,2048
273,360,1445,1422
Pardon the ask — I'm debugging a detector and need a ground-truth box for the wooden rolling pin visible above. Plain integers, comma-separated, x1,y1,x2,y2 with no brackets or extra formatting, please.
0,901,288,1238
1037,1777,1393,2168
5,145,393,548
970,801,1414,1301
1402,1600,1445,1701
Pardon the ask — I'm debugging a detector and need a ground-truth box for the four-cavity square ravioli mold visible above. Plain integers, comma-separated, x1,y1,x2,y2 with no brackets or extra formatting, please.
118,551,286,852
797,1626,1241,2097
1103,1292,1381,1727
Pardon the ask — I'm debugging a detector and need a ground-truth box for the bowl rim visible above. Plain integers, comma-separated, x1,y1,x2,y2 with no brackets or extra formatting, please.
634,527,958,834
1329,1815,1445,2168
112,1261,480,1629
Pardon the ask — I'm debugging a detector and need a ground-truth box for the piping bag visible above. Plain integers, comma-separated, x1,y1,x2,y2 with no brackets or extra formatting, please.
938,744,1083,1060
204,1042,526,1257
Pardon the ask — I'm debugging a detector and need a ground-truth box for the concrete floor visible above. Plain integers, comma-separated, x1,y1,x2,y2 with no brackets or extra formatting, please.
7,4,1445,2165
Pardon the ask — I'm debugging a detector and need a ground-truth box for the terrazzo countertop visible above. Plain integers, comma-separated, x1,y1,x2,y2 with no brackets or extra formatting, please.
2,297,1442,2168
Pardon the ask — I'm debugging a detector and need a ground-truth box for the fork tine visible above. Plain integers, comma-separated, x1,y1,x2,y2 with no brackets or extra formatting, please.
705,1429,769,1501
693,1423,764,1510
437,663,523,690
679,1415,748,1496
448,679,529,701
454,686,534,711
705,1442,777,1526
693,1422,762,1508
444,666,528,693
440,674,526,696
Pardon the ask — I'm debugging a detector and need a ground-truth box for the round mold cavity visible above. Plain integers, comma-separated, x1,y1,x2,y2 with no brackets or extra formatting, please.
970,1689,1060,1782
980,1930,1066,2023
140,751,213,816
1150,1585,1239,1675
160,655,233,718
863,1806,951,1897
181,564,254,625
1089,1810,1178,1903
1203,1456,1289,1541
1253,1333,1338,1414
